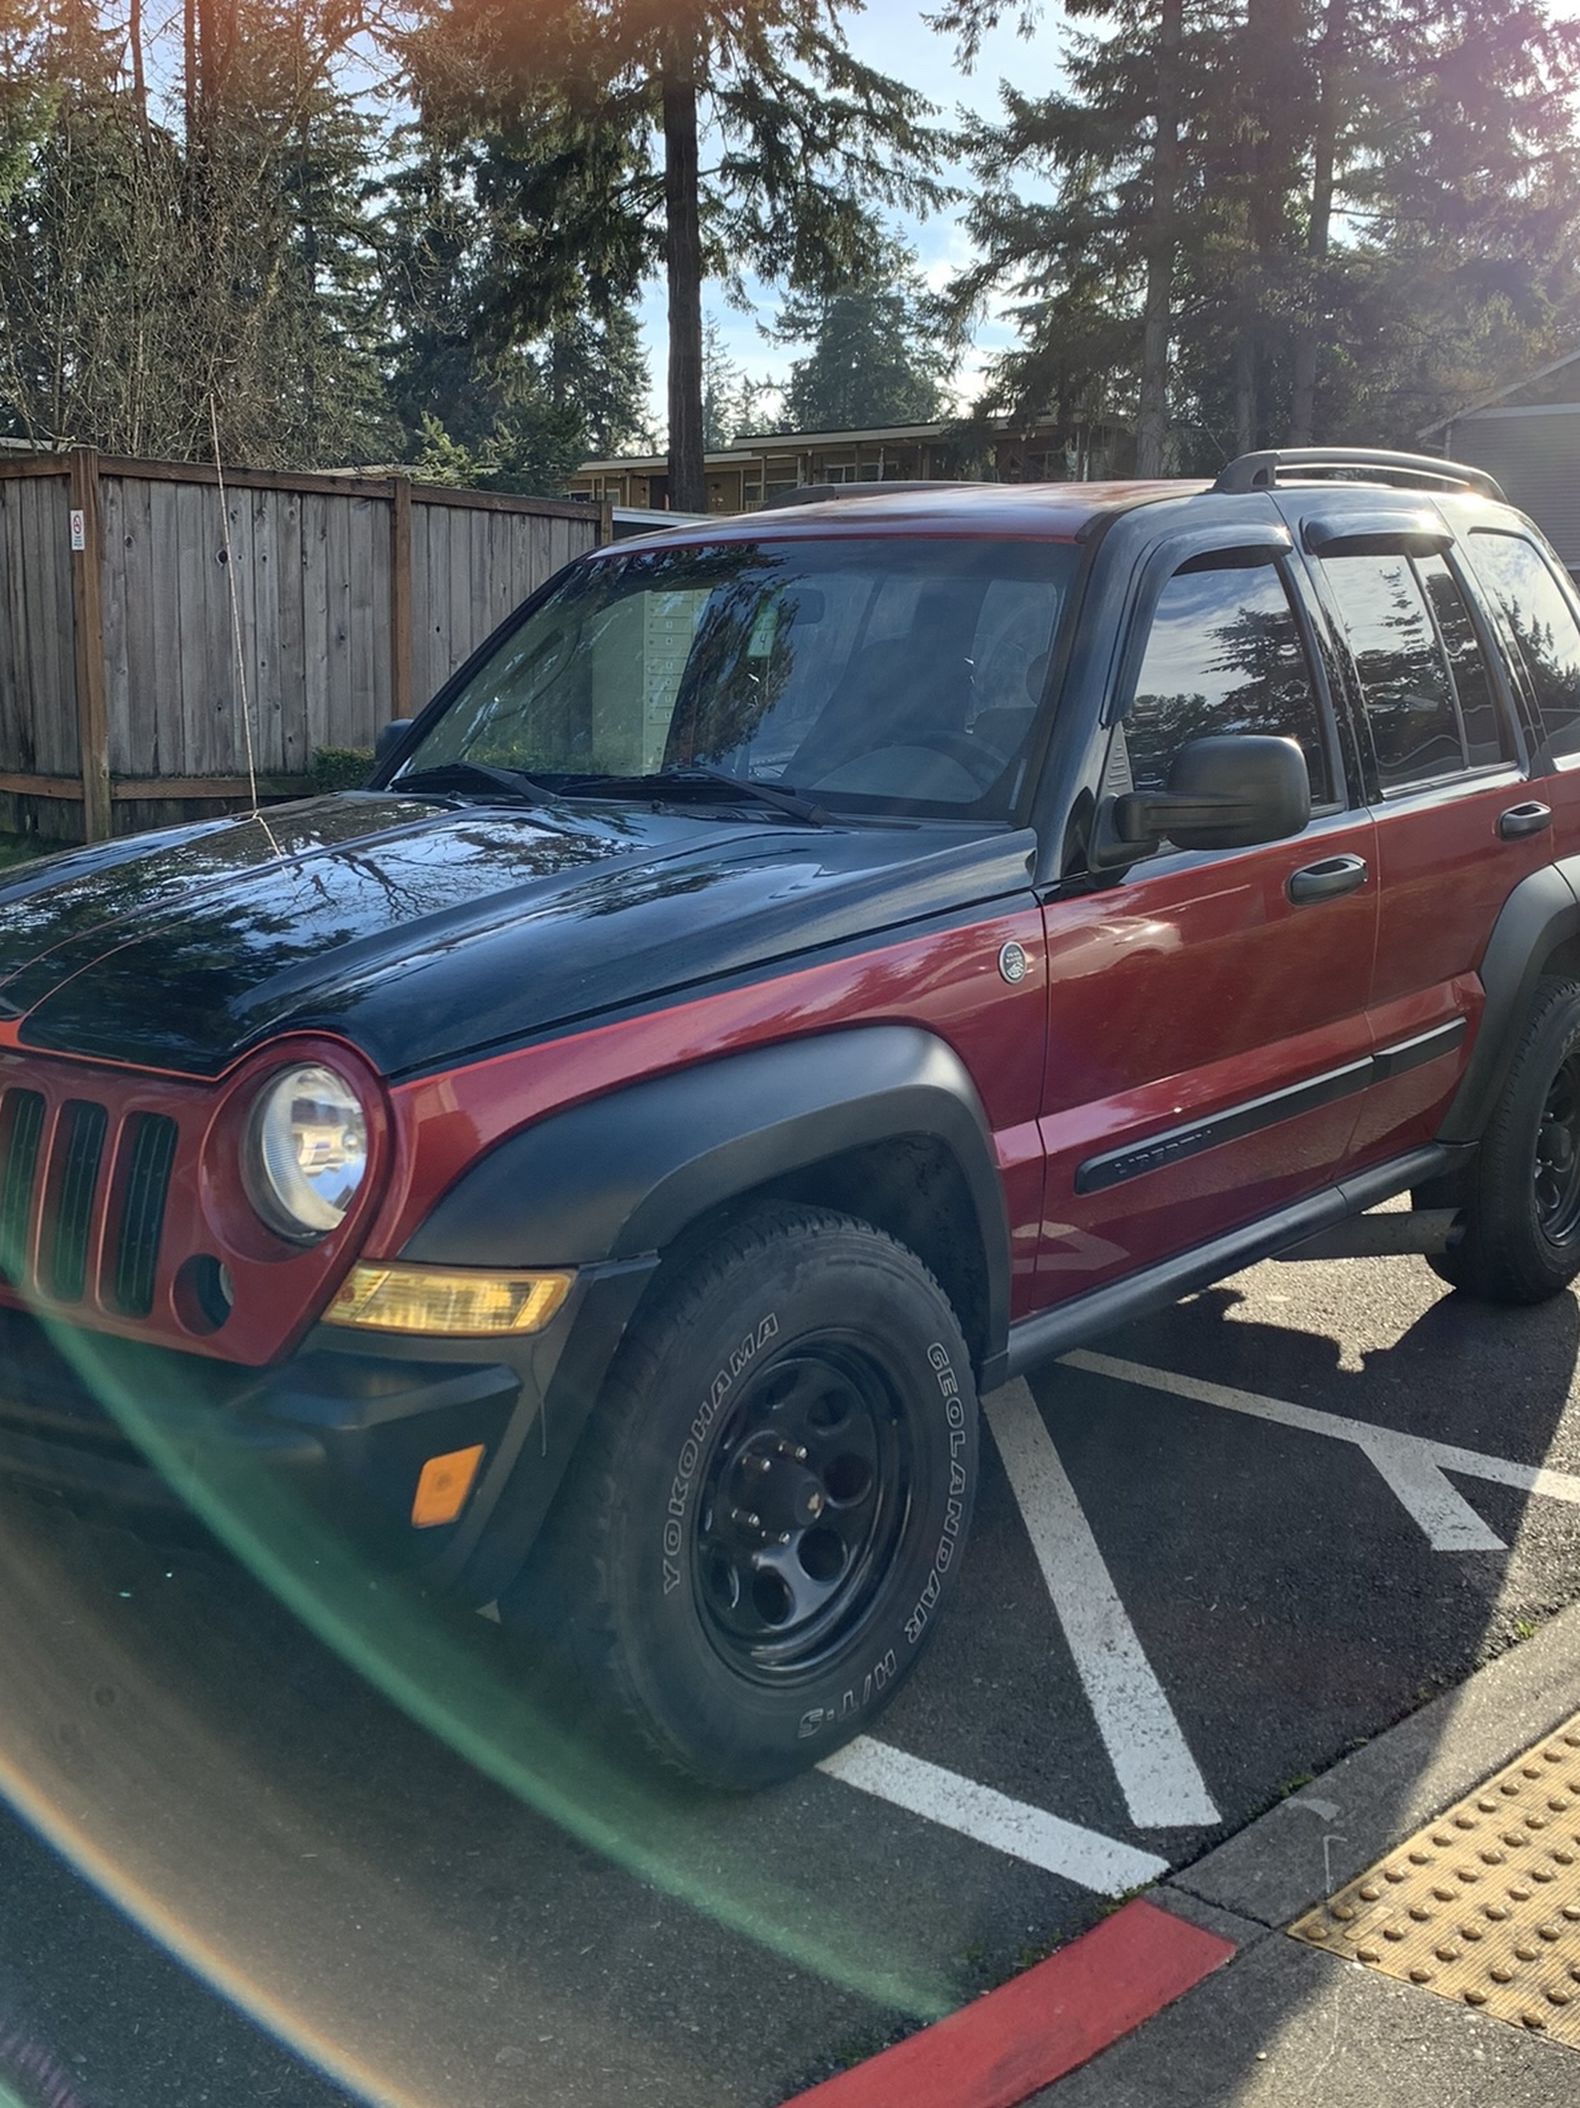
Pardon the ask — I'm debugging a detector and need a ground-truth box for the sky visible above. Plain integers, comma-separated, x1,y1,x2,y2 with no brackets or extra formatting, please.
635,0,1069,434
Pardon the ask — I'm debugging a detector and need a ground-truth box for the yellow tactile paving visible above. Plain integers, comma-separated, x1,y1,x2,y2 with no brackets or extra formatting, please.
1290,1710,1580,2043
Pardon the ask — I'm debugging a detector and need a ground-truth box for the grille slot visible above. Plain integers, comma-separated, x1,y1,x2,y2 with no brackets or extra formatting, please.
111,1113,178,1317
45,1100,109,1303
0,1090,44,1284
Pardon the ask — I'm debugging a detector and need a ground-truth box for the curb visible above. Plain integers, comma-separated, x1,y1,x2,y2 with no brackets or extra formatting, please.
783,1596,1580,2108
779,1898,1235,2108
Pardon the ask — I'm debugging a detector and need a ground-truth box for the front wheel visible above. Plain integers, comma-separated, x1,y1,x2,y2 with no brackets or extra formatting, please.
1429,977,1580,1303
508,1204,980,1788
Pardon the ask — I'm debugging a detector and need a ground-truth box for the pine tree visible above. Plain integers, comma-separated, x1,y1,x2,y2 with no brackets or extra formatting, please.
400,0,945,511
773,230,953,431
382,138,653,490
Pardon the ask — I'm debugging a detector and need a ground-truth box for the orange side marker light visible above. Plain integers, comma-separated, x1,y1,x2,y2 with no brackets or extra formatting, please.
412,1444,486,1528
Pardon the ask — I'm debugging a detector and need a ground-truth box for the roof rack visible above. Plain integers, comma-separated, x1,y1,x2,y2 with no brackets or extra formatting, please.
1211,447,1506,504
754,480,977,511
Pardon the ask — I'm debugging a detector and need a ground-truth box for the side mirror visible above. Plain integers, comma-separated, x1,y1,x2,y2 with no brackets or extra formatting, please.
376,718,413,769
1110,734,1311,855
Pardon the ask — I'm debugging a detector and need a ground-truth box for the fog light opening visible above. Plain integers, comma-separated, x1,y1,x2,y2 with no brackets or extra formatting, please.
173,1254,233,1335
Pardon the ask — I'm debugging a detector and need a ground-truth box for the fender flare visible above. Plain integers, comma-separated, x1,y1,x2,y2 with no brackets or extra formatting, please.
1439,857,1580,1145
402,1024,1012,1361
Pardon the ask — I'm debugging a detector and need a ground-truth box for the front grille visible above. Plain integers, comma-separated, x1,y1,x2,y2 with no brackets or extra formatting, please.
46,1100,109,1301
0,1081,179,1316
113,1113,178,1317
0,1090,43,1283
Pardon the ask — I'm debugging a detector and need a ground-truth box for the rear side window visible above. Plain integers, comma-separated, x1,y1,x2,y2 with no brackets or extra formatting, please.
1321,553,1465,790
1415,553,1505,768
1123,563,1331,802
1463,532,1580,757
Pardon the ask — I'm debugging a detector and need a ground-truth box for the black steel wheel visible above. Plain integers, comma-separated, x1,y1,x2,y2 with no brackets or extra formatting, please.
1534,1051,1580,1243
1429,978,1580,1303
507,1203,980,1788
693,1343,910,1675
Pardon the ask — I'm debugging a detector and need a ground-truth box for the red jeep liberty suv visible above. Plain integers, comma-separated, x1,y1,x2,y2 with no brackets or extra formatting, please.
0,445,1576,1786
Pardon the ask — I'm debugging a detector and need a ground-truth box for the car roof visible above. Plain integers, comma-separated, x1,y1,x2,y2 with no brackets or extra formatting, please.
599,466,1525,557
603,479,1215,551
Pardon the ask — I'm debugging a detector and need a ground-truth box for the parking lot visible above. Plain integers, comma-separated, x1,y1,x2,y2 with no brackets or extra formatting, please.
3,1228,1580,2108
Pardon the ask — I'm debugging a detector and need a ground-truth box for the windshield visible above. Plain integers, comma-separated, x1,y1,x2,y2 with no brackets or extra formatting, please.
396,535,1078,818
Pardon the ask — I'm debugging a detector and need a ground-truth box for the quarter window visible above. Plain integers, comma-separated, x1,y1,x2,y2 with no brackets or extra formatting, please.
1123,562,1331,804
1322,552,1464,790
1464,532,1580,757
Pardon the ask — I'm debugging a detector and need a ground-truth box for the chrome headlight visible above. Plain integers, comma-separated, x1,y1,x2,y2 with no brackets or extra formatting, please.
245,1064,368,1241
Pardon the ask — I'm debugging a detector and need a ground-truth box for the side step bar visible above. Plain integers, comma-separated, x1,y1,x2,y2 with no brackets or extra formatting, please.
1276,1208,1460,1262
990,1144,1467,1388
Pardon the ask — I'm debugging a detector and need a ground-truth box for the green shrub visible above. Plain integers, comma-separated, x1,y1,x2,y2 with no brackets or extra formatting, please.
309,747,375,795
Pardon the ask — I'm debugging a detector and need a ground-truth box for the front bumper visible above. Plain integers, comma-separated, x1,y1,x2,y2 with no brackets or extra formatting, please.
0,1256,657,1603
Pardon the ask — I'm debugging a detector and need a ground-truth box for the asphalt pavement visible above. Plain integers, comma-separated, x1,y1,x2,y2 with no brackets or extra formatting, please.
2,1228,1579,2108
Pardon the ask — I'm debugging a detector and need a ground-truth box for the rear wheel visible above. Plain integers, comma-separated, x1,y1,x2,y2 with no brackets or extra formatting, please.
1428,978,1580,1303
505,1203,979,1788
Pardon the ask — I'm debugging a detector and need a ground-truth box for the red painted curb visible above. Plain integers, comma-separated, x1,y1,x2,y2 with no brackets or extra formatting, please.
781,1898,1236,2108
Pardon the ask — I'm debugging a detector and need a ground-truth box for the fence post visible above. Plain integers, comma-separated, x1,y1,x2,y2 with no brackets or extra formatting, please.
389,475,414,723
68,446,112,844
598,498,614,547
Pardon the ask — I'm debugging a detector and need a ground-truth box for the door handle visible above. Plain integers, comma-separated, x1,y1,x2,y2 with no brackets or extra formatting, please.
1499,801,1553,840
1286,853,1369,905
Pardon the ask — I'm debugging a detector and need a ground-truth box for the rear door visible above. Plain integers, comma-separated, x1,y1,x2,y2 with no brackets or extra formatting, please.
1457,524,1580,864
1290,506,1549,1166
1033,524,1378,1302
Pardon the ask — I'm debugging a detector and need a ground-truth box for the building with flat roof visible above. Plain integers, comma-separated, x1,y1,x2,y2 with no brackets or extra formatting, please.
565,414,1130,516
1421,349,1580,577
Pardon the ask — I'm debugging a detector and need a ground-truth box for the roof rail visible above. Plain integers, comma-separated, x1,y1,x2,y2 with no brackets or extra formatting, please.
1211,447,1506,504
754,480,977,511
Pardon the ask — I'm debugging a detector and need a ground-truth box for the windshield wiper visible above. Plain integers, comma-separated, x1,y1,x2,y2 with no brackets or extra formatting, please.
660,766,830,826
553,766,829,827
394,759,547,801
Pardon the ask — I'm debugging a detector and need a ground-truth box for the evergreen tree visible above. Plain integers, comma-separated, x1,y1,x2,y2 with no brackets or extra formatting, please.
400,0,945,511
382,140,652,489
774,232,953,430
945,0,1580,470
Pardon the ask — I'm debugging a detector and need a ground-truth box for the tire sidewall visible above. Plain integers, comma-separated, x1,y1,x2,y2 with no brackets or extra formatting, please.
602,1226,978,1783
1507,992,1580,1281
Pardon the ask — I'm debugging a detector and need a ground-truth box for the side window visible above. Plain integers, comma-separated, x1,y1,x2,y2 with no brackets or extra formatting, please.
1415,553,1506,768
1322,552,1464,790
1123,561,1331,804
1464,532,1580,757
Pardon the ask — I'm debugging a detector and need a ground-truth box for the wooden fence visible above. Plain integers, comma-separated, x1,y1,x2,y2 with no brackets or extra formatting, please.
0,448,610,842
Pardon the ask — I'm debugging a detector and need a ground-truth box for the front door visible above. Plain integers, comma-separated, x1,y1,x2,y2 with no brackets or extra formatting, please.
1033,539,1377,1304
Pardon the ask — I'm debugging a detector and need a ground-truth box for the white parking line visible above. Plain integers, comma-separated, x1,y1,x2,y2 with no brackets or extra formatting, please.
818,1737,1169,1896
985,1382,1221,1830
1066,1349,1580,1550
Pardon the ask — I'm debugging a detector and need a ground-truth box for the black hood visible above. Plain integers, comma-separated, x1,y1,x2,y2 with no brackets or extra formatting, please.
0,794,1035,1078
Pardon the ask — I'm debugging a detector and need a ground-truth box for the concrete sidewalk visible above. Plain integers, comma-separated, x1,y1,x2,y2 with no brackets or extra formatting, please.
1034,1595,1580,2106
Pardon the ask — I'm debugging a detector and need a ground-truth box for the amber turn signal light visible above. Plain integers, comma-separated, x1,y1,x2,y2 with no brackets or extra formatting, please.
411,1444,486,1528
325,1263,573,1337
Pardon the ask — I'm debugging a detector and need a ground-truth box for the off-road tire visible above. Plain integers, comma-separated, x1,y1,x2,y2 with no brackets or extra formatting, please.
1428,977,1580,1303
505,1203,979,1789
